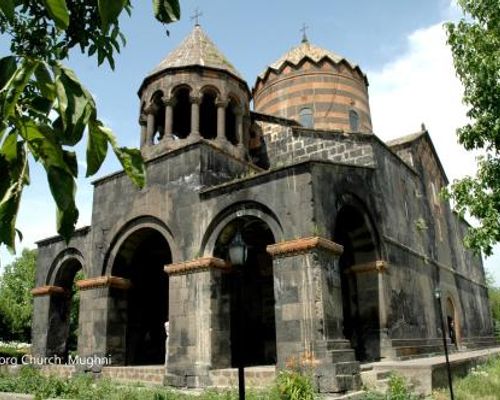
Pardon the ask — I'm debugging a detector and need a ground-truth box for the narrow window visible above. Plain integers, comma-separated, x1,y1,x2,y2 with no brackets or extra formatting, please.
151,91,165,144
226,98,238,145
200,91,217,139
299,107,314,128
172,88,191,139
349,110,360,132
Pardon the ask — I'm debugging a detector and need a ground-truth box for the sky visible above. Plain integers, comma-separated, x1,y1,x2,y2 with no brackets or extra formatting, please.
1,0,499,282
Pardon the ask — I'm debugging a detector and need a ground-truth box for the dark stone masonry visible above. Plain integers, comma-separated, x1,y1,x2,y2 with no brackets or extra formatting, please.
31,25,495,394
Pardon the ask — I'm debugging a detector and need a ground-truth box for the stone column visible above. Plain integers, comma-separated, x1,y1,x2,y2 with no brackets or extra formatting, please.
234,107,244,147
145,107,155,145
139,116,147,147
76,276,132,367
163,98,176,139
216,99,228,143
165,257,230,388
267,237,360,394
190,96,201,139
347,261,392,360
31,285,69,358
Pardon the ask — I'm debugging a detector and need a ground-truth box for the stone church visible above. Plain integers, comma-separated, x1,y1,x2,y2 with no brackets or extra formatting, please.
31,23,495,393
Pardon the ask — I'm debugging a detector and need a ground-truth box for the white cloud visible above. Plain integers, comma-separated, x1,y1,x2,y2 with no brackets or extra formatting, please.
368,17,499,283
368,22,478,183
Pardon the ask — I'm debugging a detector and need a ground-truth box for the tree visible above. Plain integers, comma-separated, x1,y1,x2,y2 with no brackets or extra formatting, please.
0,0,180,257
445,0,500,256
0,248,36,342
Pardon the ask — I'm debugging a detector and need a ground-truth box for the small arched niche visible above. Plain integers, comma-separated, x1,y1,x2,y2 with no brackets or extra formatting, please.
225,97,239,145
172,87,191,139
200,89,218,139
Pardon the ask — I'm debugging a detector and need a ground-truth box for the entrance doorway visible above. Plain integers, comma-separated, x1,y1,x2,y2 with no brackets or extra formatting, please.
334,204,380,361
446,298,458,347
47,258,83,360
214,216,277,367
112,228,171,365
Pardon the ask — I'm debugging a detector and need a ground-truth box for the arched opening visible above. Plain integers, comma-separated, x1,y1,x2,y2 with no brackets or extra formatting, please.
200,90,217,139
151,91,165,144
349,110,360,132
334,204,380,361
111,228,171,365
172,88,191,139
299,107,314,128
225,98,238,145
213,216,277,367
446,298,458,347
46,258,83,361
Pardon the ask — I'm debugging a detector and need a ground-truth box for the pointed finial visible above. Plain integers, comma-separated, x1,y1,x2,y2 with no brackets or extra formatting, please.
421,122,427,132
300,23,309,43
191,7,203,26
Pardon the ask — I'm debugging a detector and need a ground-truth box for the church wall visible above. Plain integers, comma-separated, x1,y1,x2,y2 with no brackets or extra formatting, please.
258,122,375,169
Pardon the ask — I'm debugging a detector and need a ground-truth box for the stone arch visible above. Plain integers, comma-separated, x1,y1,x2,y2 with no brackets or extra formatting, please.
201,201,283,256
103,216,178,276
333,193,382,362
210,214,278,368
171,85,192,139
105,218,174,365
46,249,85,361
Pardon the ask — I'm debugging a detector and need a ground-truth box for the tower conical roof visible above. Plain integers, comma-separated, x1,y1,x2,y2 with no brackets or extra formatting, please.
147,25,243,80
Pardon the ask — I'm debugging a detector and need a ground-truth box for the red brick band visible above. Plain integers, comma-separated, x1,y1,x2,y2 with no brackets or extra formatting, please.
267,236,343,258
31,285,68,297
165,257,230,276
76,276,132,291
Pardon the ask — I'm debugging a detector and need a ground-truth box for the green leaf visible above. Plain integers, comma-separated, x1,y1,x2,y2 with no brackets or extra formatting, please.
34,63,56,101
153,0,181,24
2,59,39,121
53,63,95,146
113,146,146,188
98,123,145,188
0,133,18,163
98,0,128,31
0,56,17,91
0,0,15,23
42,0,70,30
86,120,109,176
0,146,28,251
47,167,78,241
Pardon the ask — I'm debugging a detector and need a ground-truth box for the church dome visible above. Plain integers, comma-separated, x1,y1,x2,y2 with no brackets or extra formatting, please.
253,39,372,133
138,25,251,161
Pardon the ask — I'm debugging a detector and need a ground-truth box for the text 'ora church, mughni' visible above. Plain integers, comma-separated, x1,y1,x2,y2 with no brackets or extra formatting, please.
31,23,495,393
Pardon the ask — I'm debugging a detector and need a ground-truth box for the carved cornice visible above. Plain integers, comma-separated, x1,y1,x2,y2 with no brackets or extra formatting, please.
76,276,132,291
31,285,68,297
266,236,343,258
345,260,388,275
165,257,229,276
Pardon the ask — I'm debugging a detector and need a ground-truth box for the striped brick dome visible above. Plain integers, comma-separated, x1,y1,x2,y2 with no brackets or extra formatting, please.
253,40,372,133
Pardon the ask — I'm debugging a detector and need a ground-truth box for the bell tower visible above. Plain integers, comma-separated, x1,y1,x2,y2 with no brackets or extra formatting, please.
138,24,252,161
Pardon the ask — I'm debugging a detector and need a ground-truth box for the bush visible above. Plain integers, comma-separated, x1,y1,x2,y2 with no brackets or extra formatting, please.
272,369,317,400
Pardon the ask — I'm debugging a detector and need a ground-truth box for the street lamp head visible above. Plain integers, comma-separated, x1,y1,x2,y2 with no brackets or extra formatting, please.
434,287,442,300
228,231,248,267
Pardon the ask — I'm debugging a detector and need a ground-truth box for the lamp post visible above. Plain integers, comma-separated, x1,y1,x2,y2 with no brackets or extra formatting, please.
435,287,455,400
228,230,248,400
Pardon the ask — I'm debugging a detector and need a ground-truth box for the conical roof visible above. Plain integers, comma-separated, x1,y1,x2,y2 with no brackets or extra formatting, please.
147,25,243,80
257,40,364,82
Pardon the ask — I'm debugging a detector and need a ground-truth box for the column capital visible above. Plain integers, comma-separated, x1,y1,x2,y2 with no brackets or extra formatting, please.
144,105,156,115
190,95,202,105
165,257,230,276
267,236,344,258
162,97,177,107
215,99,229,108
31,285,69,297
76,276,132,291
345,260,388,275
